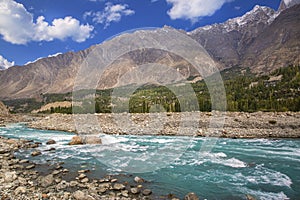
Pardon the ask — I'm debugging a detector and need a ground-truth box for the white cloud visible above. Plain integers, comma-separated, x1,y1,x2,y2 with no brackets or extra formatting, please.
0,55,15,70
84,3,135,28
0,0,94,44
166,0,233,22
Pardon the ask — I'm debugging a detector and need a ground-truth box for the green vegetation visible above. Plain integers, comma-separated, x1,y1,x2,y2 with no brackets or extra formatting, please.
3,65,300,113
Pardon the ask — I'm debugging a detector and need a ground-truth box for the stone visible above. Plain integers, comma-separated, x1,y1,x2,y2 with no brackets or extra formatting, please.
73,190,85,200
134,176,144,183
142,189,152,196
73,190,95,200
63,169,69,173
70,181,78,187
26,164,35,170
78,173,87,179
20,159,29,164
46,139,56,145
14,186,27,195
83,136,102,144
42,194,48,199
81,178,89,183
113,183,126,190
246,194,257,200
121,190,129,197
69,136,83,145
130,187,139,194
4,171,17,182
111,178,118,183
52,170,61,175
40,174,54,188
184,192,199,200
31,151,41,156
0,149,9,154
56,181,69,190
45,147,56,152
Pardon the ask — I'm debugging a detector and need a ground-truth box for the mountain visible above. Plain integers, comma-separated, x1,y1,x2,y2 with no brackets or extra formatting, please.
188,3,300,73
188,5,278,69
0,1,299,100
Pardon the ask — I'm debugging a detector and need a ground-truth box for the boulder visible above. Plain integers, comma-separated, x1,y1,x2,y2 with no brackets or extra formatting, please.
246,194,256,200
31,151,41,156
46,139,56,145
69,136,83,145
83,136,102,144
184,192,199,200
69,135,102,145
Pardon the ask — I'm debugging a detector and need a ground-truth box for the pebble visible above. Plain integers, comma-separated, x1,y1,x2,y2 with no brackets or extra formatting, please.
184,192,199,200
26,164,35,170
113,183,126,190
78,173,87,179
14,186,27,195
131,187,139,194
142,189,152,196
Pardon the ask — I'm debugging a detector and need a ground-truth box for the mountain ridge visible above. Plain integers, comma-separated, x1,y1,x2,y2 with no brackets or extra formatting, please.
0,1,299,99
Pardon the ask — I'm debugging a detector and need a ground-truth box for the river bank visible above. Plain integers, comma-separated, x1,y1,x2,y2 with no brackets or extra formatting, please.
20,112,300,138
0,135,187,200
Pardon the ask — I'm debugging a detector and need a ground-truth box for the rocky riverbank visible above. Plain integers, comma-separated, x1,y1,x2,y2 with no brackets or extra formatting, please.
24,112,300,138
0,136,190,200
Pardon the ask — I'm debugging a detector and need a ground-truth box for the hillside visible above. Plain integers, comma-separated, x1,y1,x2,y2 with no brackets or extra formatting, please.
0,1,299,100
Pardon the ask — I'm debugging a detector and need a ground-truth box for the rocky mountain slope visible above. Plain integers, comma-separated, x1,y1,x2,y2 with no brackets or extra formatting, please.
0,0,299,99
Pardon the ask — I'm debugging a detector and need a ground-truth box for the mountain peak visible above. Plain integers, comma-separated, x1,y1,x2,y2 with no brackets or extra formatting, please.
279,0,300,11
190,4,276,34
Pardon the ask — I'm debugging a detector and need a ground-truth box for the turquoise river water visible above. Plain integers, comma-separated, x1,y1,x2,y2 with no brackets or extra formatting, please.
0,124,299,199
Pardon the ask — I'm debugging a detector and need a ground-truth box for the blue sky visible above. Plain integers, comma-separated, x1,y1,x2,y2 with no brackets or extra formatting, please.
0,0,282,68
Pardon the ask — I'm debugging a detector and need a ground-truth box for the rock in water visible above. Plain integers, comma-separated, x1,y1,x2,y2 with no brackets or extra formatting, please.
69,135,102,145
142,189,152,196
134,176,145,183
184,192,199,200
83,136,102,144
246,194,256,200
46,139,56,145
130,187,139,194
69,136,83,145
31,151,41,156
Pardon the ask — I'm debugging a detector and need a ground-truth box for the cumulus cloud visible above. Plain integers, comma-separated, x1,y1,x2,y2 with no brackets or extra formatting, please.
166,0,233,22
0,55,15,70
0,0,94,44
84,3,135,28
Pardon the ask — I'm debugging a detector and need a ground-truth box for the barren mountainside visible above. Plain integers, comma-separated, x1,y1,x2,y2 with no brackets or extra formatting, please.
0,1,299,100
